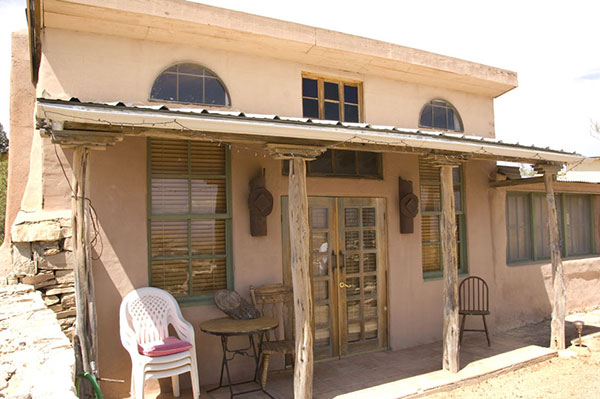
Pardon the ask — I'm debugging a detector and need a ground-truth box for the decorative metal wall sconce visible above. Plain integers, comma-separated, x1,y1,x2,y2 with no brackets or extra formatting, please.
248,169,273,236
399,177,419,234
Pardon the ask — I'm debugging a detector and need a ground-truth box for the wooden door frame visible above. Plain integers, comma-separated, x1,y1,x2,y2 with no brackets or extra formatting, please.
281,196,389,360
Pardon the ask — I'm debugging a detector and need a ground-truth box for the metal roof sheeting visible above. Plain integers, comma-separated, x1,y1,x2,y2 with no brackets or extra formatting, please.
36,98,586,164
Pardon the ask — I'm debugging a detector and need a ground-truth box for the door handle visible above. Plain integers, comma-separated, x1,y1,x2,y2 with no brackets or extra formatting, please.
339,250,345,270
339,282,352,288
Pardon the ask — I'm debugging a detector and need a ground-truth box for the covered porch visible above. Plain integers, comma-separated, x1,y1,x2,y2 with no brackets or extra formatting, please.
33,99,588,398
156,314,600,399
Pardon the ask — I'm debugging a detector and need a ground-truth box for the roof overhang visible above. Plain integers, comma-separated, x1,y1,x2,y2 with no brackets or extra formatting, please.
36,99,585,166
35,0,517,97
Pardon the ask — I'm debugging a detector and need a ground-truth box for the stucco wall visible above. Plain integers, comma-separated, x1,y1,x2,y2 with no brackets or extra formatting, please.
37,28,496,138
6,31,35,246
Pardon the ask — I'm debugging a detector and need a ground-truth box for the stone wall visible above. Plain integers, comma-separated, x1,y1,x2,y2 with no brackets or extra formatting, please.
0,284,77,399
7,210,76,338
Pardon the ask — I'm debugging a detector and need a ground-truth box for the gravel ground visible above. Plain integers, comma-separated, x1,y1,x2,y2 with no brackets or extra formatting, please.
425,330,600,398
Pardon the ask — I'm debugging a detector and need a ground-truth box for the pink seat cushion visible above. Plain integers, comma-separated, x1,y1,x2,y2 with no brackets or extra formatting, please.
138,336,192,357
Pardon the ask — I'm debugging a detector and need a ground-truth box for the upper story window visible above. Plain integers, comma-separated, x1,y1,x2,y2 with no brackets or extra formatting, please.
150,63,230,106
299,74,380,178
302,75,360,122
419,99,463,132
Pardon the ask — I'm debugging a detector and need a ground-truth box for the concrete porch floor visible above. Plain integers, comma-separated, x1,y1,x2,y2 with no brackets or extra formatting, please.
151,311,600,399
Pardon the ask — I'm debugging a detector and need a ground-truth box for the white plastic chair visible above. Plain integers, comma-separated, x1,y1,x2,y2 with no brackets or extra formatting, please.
119,287,200,399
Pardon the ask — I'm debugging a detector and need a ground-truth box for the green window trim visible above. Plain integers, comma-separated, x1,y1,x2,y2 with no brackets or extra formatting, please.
147,138,233,305
506,192,597,265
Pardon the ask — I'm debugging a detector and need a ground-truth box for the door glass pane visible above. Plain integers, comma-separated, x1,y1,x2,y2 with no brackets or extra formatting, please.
362,207,376,226
315,304,330,324
347,321,361,342
363,253,377,272
315,326,330,347
345,231,360,250
345,208,360,227
364,298,377,317
363,230,376,249
312,254,329,277
311,231,329,252
313,280,329,301
364,275,377,295
364,319,378,340
347,300,360,320
346,277,360,297
345,254,360,274
311,207,329,228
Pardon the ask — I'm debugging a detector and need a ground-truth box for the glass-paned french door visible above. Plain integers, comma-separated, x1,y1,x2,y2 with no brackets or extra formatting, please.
283,197,388,360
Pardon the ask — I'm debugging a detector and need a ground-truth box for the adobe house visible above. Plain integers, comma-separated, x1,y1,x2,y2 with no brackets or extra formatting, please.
7,0,600,397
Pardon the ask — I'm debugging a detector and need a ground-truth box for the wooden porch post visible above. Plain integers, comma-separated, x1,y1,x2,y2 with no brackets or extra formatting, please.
72,147,99,376
539,166,566,350
440,164,459,373
288,157,313,399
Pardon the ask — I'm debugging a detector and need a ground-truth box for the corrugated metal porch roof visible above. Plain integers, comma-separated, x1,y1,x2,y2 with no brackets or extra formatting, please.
36,98,586,165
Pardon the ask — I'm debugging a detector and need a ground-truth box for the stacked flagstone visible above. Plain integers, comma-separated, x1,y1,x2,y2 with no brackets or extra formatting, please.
7,210,76,339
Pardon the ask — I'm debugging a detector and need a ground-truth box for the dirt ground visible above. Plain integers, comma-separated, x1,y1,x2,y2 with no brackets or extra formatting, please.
425,334,600,399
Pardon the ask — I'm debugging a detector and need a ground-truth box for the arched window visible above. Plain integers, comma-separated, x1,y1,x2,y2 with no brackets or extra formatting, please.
150,63,230,106
419,99,463,131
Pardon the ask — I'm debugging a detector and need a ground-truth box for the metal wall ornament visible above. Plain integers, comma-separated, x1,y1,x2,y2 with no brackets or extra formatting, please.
248,169,274,236
399,177,419,234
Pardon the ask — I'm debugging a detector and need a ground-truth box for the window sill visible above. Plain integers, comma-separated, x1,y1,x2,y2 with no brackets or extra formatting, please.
508,253,600,267
423,270,469,282
176,294,216,307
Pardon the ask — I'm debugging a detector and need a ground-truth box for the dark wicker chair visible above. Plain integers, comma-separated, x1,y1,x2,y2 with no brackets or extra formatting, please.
459,276,491,346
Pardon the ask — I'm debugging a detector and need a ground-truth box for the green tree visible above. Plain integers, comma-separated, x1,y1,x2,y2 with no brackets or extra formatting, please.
0,123,8,243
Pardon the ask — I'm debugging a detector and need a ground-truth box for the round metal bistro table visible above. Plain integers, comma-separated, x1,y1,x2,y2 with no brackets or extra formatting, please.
200,316,278,399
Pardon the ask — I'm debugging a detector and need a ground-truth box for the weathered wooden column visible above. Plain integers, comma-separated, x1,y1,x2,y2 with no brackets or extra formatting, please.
537,164,566,350
288,157,313,399
268,144,323,399
440,163,460,373
72,146,99,377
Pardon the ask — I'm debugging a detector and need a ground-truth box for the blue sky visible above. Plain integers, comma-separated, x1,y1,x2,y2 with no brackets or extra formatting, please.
1,0,599,155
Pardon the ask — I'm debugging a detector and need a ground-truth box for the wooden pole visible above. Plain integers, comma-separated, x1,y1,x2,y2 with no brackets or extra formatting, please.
544,172,566,350
288,157,313,399
72,147,99,378
440,164,459,373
